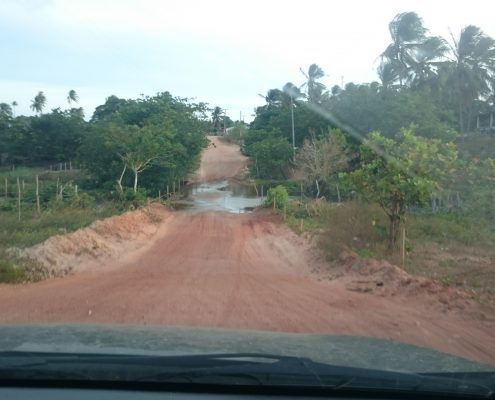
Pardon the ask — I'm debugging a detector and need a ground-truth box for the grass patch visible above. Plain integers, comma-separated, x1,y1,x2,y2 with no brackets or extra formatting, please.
286,200,388,260
0,205,121,283
0,166,124,283
284,199,495,306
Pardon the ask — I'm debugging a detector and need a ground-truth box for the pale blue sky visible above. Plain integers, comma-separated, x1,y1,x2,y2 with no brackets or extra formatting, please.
1,0,494,122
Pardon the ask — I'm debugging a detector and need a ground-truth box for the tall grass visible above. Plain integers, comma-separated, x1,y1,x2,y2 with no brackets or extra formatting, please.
0,167,122,283
285,199,495,304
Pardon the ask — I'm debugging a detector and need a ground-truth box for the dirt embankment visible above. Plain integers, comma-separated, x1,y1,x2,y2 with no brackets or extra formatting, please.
18,204,171,277
1,136,494,365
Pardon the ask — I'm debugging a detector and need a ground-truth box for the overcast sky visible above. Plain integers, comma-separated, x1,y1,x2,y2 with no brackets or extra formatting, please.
1,0,494,122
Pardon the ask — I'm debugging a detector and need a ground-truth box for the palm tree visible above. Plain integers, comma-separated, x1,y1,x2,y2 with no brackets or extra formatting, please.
282,82,304,106
380,12,427,87
11,101,18,117
407,36,449,89
378,61,400,89
259,89,284,107
211,106,223,133
300,64,326,103
30,91,46,114
446,25,495,133
0,103,12,118
67,89,79,107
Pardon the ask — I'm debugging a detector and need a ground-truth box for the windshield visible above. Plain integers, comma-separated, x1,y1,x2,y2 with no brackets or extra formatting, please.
0,0,494,394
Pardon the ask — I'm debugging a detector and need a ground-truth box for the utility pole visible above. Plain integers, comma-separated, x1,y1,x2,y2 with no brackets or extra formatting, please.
223,109,227,135
290,95,296,163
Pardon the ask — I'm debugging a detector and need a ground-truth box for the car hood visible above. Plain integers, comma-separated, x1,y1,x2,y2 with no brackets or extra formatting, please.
0,324,492,373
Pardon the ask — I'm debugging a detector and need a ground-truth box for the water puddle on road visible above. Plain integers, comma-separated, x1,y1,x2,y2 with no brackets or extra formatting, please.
176,180,263,214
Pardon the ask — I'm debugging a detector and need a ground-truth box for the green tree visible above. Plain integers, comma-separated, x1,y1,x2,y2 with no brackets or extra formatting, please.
105,124,167,193
380,12,427,87
408,36,449,89
0,103,13,118
350,128,458,249
30,91,46,114
446,25,495,133
300,64,326,103
297,129,348,198
327,83,456,140
67,89,79,107
211,106,223,133
90,95,127,122
11,101,18,117
80,92,208,193
248,132,293,179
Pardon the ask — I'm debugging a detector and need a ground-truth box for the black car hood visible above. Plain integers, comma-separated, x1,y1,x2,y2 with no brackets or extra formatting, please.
0,324,492,373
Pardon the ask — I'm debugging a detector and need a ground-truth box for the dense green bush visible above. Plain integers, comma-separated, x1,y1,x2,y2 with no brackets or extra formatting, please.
264,185,289,210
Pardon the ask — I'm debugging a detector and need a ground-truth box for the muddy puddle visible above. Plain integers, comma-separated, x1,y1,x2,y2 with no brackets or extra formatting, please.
174,180,263,213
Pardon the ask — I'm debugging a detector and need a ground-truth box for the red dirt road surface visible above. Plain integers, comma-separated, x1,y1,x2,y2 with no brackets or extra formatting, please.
1,136,494,364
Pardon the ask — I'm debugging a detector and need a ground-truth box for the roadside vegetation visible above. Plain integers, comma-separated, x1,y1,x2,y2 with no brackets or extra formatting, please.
0,91,219,282
247,12,495,306
2,10,495,304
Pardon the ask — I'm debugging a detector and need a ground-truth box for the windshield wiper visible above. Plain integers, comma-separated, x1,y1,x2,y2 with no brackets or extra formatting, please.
0,351,493,398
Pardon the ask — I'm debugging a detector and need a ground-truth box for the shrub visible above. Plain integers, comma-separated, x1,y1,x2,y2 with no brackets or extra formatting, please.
70,192,95,208
264,185,288,210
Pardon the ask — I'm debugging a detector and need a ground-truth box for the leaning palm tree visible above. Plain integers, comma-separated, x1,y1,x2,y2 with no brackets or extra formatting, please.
67,89,79,107
30,91,46,114
282,82,304,103
407,36,449,89
446,25,495,133
300,64,326,103
380,12,427,87
258,89,284,107
378,61,400,89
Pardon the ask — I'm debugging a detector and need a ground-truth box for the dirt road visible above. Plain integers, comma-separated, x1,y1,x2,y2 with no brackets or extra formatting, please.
192,136,248,183
0,136,494,364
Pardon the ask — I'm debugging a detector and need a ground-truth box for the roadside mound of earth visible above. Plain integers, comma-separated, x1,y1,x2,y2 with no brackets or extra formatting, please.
313,249,483,315
18,203,171,277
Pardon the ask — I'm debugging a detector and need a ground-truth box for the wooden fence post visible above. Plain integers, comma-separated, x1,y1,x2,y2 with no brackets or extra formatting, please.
17,177,21,221
4,177,7,198
36,175,40,214
166,185,169,198
401,227,406,266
